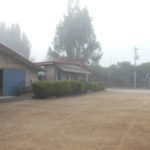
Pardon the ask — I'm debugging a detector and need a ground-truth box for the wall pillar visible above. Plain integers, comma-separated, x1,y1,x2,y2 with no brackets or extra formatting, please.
86,74,88,82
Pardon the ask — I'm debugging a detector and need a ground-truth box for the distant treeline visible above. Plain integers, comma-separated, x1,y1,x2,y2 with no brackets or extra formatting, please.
0,22,31,59
90,61,150,88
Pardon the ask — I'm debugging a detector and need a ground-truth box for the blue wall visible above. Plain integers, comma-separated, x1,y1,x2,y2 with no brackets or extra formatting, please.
3,68,25,96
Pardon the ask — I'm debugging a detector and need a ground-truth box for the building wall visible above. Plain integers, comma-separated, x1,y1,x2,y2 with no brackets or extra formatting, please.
3,68,26,96
40,64,89,81
0,52,38,84
45,65,55,81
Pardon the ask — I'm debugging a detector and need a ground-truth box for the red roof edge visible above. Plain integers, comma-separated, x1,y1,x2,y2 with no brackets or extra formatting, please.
35,60,91,70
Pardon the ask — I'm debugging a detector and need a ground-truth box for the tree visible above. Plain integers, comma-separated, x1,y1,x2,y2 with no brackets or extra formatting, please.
115,62,133,87
90,65,108,82
47,3,102,65
0,22,31,59
137,62,150,88
90,62,134,88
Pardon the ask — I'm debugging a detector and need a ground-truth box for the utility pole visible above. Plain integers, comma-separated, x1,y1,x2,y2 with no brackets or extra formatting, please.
134,47,139,89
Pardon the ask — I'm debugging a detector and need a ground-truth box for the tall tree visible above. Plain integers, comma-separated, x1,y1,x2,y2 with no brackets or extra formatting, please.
0,22,31,59
47,2,102,64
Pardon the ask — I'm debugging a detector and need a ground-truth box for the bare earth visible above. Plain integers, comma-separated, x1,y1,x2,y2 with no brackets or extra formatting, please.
0,89,150,150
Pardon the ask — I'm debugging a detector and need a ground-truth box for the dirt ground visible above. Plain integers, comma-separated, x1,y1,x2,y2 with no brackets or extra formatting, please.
0,89,150,150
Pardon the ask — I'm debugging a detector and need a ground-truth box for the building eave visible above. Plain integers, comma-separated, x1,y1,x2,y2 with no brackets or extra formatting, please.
35,60,91,71
0,43,43,71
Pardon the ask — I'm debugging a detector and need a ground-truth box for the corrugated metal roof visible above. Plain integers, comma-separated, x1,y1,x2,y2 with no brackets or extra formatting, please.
35,60,91,70
0,43,43,71
57,64,91,74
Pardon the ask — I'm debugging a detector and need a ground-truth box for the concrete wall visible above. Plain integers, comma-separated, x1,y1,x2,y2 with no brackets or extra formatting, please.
44,65,55,81
0,52,38,85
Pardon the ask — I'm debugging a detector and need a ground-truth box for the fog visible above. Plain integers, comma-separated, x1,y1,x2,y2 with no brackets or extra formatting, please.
0,0,150,66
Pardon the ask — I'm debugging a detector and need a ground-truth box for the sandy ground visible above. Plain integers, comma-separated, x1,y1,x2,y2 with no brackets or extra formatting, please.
0,89,150,150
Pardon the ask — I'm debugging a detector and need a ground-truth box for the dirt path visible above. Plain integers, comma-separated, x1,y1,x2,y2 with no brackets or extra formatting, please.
0,89,150,150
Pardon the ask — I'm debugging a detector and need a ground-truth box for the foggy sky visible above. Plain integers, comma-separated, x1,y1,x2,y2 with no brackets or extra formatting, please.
0,0,150,66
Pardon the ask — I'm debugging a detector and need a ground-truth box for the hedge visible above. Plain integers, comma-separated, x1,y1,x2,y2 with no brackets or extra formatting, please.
32,80,88,98
88,81,105,91
32,80,105,99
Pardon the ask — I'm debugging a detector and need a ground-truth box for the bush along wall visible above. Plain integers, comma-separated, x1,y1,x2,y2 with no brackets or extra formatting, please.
32,80,105,99
88,81,105,91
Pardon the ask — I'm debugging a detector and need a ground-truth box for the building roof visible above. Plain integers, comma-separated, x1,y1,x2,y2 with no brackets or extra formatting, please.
35,60,91,71
0,43,42,71
57,64,91,74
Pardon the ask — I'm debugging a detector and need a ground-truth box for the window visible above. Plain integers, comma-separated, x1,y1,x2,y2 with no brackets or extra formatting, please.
66,73,70,80
57,71,61,80
75,74,78,80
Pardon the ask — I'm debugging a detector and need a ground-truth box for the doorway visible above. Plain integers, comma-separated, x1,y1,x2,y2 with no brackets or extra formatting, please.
0,69,3,96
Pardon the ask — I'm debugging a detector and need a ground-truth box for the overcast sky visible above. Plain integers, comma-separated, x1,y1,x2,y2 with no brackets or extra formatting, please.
0,0,150,66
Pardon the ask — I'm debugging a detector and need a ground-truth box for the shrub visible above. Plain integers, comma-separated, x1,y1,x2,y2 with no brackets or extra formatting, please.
32,81,58,98
33,80,105,99
32,80,88,99
55,81,72,96
89,81,105,91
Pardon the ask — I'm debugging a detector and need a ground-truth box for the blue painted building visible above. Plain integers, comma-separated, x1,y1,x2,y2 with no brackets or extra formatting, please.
0,43,42,96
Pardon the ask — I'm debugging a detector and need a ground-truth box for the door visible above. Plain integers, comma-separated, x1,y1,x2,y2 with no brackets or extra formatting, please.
0,69,3,96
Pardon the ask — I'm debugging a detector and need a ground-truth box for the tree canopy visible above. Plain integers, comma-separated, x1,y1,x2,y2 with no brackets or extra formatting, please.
47,3,102,65
0,22,31,59
90,61,150,88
